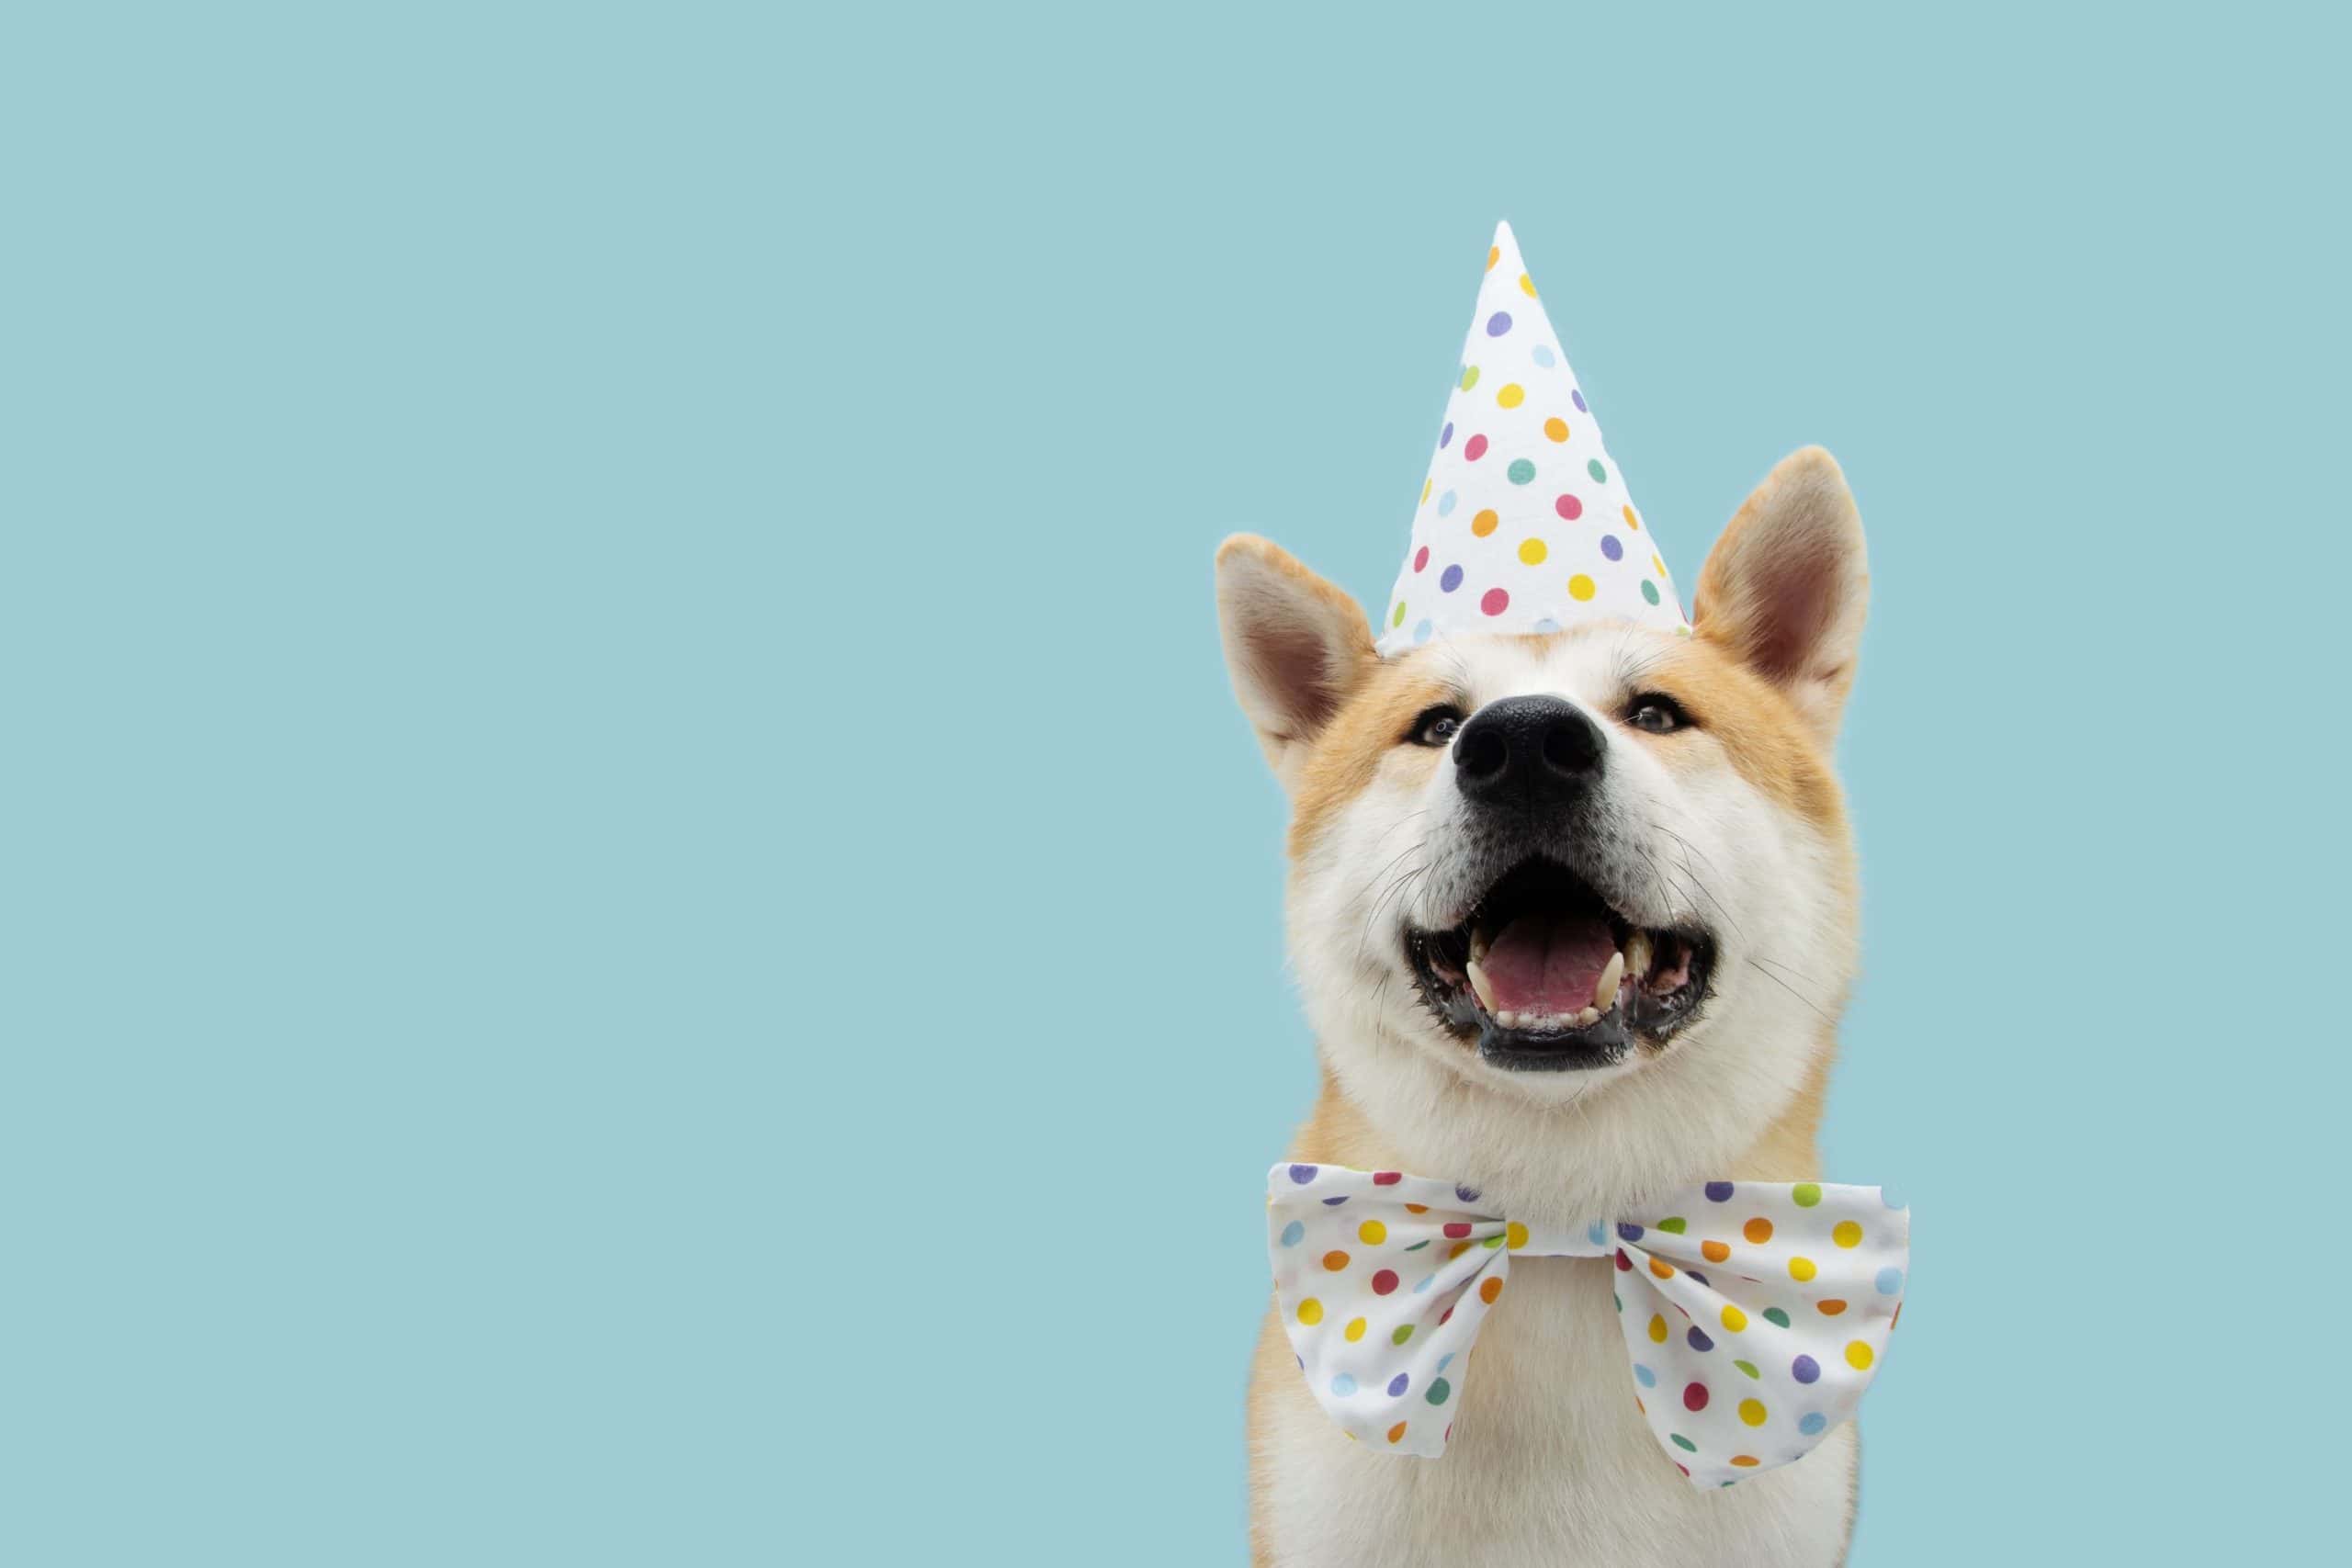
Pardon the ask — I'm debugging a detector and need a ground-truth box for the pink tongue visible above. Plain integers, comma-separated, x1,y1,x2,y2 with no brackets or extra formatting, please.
1480,913,1614,1015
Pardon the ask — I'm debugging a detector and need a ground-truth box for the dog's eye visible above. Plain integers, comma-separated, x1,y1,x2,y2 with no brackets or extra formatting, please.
1408,705,1464,748
1626,694,1690,735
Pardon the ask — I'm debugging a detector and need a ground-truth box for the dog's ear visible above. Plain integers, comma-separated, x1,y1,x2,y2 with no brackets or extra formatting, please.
1216,535,1378,789
1693,446,1871,746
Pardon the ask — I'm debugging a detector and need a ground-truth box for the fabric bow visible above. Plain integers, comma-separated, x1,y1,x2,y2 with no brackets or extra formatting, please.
1267,1162,1908,1488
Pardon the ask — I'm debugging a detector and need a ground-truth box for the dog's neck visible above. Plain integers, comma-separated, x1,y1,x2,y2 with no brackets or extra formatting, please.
1291,1021,1836,1231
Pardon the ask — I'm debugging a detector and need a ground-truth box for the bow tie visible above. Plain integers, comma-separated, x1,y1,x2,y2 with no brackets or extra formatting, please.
1267,1162,1908,1489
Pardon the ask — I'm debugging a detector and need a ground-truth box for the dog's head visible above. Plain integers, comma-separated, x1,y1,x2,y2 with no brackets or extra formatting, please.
1218,447,1870,1205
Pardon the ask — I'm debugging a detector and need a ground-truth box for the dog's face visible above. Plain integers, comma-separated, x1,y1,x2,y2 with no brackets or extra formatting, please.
1218,448,1871,1207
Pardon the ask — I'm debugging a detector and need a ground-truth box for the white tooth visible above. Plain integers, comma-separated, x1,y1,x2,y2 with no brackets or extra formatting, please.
1594,951,1625,1010
1469,929,1490,963
1465,960,1497,1010
1496,1010,1520,1030
1573,1005,1600,1026
1625,931,1653,980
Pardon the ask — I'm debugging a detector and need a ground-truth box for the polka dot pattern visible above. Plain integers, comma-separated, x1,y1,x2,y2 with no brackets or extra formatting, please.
1267,1162,1907,1488
1375,221,1688,657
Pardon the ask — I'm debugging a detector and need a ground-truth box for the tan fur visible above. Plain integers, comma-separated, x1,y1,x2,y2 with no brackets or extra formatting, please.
1224,447,1872,1568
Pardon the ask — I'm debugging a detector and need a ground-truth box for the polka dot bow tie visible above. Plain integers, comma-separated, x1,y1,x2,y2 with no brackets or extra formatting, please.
1268,1163,1909,1488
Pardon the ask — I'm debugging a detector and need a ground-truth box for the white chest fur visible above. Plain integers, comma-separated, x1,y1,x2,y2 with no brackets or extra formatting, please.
1256,1255,1858,1568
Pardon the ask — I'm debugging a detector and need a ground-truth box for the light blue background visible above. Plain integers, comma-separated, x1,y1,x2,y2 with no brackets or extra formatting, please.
7,5,2346,1562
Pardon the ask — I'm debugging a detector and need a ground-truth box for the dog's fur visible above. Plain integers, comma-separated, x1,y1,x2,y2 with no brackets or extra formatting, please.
1219,447,1872,1568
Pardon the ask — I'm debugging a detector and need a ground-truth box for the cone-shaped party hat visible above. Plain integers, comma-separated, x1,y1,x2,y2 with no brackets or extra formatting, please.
1376,221,1687,655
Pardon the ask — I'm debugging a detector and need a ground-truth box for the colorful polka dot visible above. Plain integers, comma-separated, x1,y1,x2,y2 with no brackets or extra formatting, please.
1586,458,1606,483
1762,1307,1792,1329
1387,1373,1410,1397
1818,1300,1848,1317
1738,1399,1767,1427
1567,574,1596,601
1392,1325,1414,1346
1793,1183,1823,1208
1427,1378,1452,1405
1600,535,1623,561
1518,538,1548,566
1296,1298,1323,1325
1288,1165,1317,1184
1331,1372,1357,1396
1440,565,1464,592
1532,344,1556,367
1387,1422,1408,1444
1687,1325,1713,1352
1358,1220,1387,1246
1733,1359,1759,1380
1497,383,1524,409
1702,1240,1730,1263
1789,1257,1818,1283
1720,1305,1747,1332
1413,547,1429,573
1471,508,1499,537
1438,423,1453,449
1571,389,1588,412
1648,1314,1668,1344
1799,1412,1827,1437
1555,492,1583,521
1280,1222,1304,1247
1641,581,1661,605
1480,587,1509,616
1486,311,1511,336
1846,1342,1874,1371
1479,1276,1504,1304
1792,1354,1820,1384
1670,1434,1696,1453
1743,1218,1773,1245
1683,1382,1709,1412
1506,1222,1530,1249
1634,1363,1657,1388
1390,603,1405,628
1833,1221,1863,1248
1518,273,1537,298
1544,417,1569,443
1437,490,1457,517
1372,1269,1399,1295
1506,458,1535,485
1464,434,1488,461
1460,366,1480,390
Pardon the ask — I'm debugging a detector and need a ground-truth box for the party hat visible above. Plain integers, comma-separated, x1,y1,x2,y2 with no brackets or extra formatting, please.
1376,221,1687,656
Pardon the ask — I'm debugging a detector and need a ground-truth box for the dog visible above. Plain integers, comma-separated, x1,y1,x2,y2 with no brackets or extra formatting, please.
1218,446,1873,1568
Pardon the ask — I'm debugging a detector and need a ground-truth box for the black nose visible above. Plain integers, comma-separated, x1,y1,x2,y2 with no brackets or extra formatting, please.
1452,695,1606,807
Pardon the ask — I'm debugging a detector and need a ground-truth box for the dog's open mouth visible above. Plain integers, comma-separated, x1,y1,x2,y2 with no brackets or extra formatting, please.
1404,858,1715,1071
